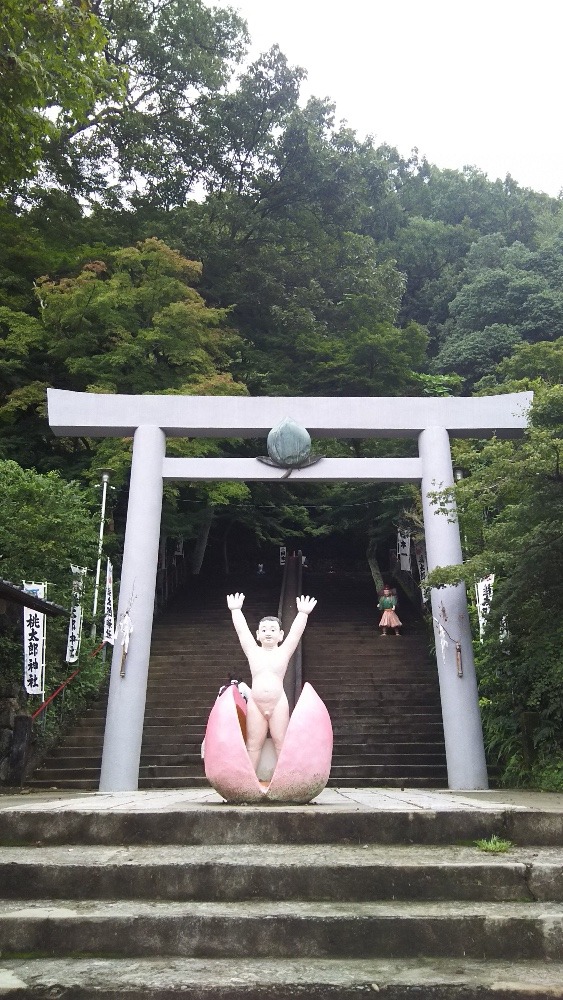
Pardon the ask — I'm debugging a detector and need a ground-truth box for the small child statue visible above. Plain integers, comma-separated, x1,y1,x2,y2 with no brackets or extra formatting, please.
377,585,402,636
227,592,317,771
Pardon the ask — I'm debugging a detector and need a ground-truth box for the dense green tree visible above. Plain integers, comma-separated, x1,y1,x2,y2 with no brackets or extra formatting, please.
0,459,99,690
425,381,563,787
0,239,246,471
0,0,124,191
433,231,563,387
39,0,250,200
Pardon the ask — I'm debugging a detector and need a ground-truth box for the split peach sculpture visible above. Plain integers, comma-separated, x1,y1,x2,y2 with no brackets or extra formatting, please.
204,680,333,803
203,594,333,803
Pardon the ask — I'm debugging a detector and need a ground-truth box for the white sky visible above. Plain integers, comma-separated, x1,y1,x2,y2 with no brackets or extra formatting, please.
214,0,563,198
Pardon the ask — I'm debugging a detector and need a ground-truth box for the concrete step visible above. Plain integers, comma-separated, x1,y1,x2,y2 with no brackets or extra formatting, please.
26,775,211,790
3,800,562,847
329,764,448,779
48,744,204,759
331,753,447,766
329,776,448,788
1,898,561,959
5,843,557,902
2,955,563,998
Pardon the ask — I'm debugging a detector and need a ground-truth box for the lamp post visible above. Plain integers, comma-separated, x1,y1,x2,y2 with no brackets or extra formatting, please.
91,469,112,639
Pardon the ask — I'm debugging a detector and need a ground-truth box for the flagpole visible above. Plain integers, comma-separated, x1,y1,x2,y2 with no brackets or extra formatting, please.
91,470,111,639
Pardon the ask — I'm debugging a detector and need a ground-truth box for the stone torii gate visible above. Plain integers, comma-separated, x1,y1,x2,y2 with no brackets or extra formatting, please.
47,389,532,793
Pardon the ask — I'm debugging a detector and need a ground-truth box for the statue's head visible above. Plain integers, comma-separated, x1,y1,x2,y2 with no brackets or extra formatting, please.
256,615,284,647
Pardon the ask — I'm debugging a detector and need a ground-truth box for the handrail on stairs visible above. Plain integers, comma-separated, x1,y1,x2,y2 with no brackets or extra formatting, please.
31,668,81,721
6,666,83,787
278,550,304,713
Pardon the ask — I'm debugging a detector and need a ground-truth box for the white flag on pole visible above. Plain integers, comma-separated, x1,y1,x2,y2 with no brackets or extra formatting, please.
414,540,429,601
65,605,82,663
66,565,86,663
23,582,46,697
103,559,115,644
475,574,495,640
397,530,412,572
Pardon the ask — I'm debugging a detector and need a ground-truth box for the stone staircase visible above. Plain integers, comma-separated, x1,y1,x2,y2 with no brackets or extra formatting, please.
303,572,447,787
28,575,280,791
0,792,562,997
29,570,445,790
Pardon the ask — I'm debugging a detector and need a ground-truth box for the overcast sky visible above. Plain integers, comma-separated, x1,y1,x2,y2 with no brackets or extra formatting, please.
214,0,563,198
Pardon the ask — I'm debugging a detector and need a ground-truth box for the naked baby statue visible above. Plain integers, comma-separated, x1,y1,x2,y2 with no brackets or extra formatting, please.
226,593,317,771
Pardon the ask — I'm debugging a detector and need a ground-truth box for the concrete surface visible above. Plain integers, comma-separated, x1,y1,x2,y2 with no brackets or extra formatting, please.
2,785,563,813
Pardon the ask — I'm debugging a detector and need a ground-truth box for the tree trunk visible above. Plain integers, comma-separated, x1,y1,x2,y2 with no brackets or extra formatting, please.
191,507,214,575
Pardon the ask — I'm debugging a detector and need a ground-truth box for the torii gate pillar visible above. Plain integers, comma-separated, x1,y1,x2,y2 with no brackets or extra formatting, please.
47,389,532,793
419,426,488,788
99,425,165,792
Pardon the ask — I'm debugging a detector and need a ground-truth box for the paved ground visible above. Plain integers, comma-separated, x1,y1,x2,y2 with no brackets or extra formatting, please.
1,786,562,813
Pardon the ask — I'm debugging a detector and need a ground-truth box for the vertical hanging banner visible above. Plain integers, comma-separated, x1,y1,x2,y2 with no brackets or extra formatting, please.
65,606,82,664
414,540,429,602
23,582,46,697
103,559,115,645
475,574,495,640
66,565,87,664
397,530,412,572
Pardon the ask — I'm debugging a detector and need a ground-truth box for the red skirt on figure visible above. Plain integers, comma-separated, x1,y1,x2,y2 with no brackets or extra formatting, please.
379,609,402,629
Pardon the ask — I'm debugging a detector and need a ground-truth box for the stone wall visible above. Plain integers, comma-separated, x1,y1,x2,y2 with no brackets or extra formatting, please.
0,683,23,783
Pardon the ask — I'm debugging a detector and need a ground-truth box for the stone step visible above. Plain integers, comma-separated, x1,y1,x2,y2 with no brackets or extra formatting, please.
3,802,562,847
63,722,445,743
1,843,560,902
30,572,446,789
330,764,447,779
47,743,448,764
331,753,447,766
0,898,561,960
26,775,211,790
329,776,448,788
34,761,448,783
2,955,563,998
48,743,204,758
27,775,450,791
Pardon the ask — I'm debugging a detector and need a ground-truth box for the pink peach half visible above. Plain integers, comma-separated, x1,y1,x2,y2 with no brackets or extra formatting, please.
203,682,333,804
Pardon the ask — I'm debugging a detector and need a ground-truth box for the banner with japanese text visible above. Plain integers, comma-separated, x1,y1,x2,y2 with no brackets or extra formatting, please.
66,565,86,663
414,540,429,602
397,530,412,572
476,574,495,640
23,582,46,696
103,559,115,645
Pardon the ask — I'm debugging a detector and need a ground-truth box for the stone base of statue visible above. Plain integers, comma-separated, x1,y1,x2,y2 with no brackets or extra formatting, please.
203,683,333,804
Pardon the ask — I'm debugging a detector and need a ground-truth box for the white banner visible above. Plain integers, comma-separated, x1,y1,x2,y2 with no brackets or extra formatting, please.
103,559,115,644
65,605,82,663
414,540,429,601
66,565,86,663
23,582,46,697
397,530,412,572
476,574,495,640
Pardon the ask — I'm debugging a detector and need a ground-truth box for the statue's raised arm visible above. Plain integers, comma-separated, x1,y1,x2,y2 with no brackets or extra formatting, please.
226,593,257,656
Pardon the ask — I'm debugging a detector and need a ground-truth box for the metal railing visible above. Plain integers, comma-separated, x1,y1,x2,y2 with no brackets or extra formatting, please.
31,668,81,725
